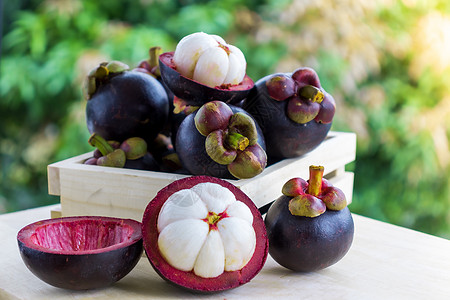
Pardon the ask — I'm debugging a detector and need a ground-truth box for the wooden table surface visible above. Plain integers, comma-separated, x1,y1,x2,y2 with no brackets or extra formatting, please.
1,204,449,299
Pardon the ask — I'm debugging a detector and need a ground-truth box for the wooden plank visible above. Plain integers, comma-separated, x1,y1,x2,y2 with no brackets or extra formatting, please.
2,205,450,299
48,131,356,221
238,132,356,207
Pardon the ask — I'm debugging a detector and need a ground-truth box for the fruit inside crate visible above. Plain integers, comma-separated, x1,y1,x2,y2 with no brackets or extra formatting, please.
48,131,356,221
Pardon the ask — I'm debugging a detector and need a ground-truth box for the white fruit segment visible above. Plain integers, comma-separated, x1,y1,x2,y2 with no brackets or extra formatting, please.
193,47,229,88
190,182,235,213
157,182,256,278
218,217,256,271
173,32,247,88
193,230,225,278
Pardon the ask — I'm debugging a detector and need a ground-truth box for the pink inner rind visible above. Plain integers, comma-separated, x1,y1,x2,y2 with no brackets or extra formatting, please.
160,52,254,92
18,217,142,255
142,175,269,292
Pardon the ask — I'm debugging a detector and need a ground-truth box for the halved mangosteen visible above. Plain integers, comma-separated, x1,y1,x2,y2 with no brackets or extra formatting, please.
159,32,254,106
17,216,143,290
141,176,269,292
159,52,254,106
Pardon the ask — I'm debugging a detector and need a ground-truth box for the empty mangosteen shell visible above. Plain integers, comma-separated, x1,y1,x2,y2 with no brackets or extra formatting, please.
176,105,266,179
17,216,143,290
243,74,332,161
265,195,354,272
159,52,254,106
141,175,269,292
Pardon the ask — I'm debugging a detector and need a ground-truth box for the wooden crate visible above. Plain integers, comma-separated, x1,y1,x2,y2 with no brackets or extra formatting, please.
48,131,356,221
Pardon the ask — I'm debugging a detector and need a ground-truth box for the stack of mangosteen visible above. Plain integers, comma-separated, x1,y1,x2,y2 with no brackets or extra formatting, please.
83,31,336,178
17,32,353,293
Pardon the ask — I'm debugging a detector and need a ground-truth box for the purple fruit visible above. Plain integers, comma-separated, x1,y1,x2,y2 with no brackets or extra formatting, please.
243,67,335,160
141,176,268,292
264,166,354,272
159,52,254,106
85,61,169,144
176,101,266,179
124,152,160,171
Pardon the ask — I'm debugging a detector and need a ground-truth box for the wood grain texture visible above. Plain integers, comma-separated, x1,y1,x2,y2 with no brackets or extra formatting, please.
2,205,449,299
47,131,356,221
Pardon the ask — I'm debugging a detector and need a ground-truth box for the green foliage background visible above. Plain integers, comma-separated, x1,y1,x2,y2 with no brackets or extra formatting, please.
1,0,449,238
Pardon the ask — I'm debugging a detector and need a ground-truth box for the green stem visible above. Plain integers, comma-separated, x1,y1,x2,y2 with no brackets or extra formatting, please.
298,85,324,103
149,46,162,77
225,132,249,151
307,165,324,196
88,133,114,156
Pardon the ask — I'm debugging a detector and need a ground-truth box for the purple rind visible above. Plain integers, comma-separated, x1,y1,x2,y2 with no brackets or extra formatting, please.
243,74,331,160
159,52,254,106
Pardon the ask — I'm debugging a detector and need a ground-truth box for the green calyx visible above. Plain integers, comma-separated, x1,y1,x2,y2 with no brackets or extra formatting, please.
288,194,326,218
149,46,162,77
88,133,126,168
298,85,324,103
196,103,267,179
205,130,237,165
84,61,130,100
204,112,257,166
225,132,249,151
88,133,114,156
286,85,325,124
286,165,347,217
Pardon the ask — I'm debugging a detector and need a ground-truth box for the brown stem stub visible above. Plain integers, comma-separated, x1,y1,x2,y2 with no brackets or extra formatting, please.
307,165,324,196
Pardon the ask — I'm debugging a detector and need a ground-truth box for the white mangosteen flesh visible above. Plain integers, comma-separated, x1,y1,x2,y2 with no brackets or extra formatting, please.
173,32,247,88
156,182,256,278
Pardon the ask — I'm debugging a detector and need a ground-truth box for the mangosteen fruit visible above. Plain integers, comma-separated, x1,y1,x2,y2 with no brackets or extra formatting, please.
134,46,178,135
88,133,126,168
123,152,160,171
159,32,254,106
17,216,143,290
141,175,268,292
264,165,354,272
175,101,267,179
243,67,335,160
85,60,169,144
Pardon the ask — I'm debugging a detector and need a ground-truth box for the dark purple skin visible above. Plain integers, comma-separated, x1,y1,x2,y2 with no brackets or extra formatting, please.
124,152,160,171
170,109,189,148
159,52,254,106
18,240,143,290
264,196,354,272
243,73,332,161
17,217,143,290
176,106,266,179
86,71,169,144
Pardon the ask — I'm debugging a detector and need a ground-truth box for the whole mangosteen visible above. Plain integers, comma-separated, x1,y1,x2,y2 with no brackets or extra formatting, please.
175,101,267,179
243,67,335,161
85,60,169,144
17,216,143,290
264,165,354,272
141,175,269,292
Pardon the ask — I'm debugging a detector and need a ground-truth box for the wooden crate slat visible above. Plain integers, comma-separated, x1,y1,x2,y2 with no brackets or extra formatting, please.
48,131,356,221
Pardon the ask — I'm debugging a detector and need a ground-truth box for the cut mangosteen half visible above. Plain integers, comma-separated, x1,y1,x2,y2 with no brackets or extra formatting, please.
159,52,254,106
142,176,268,292
17,216,143,290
